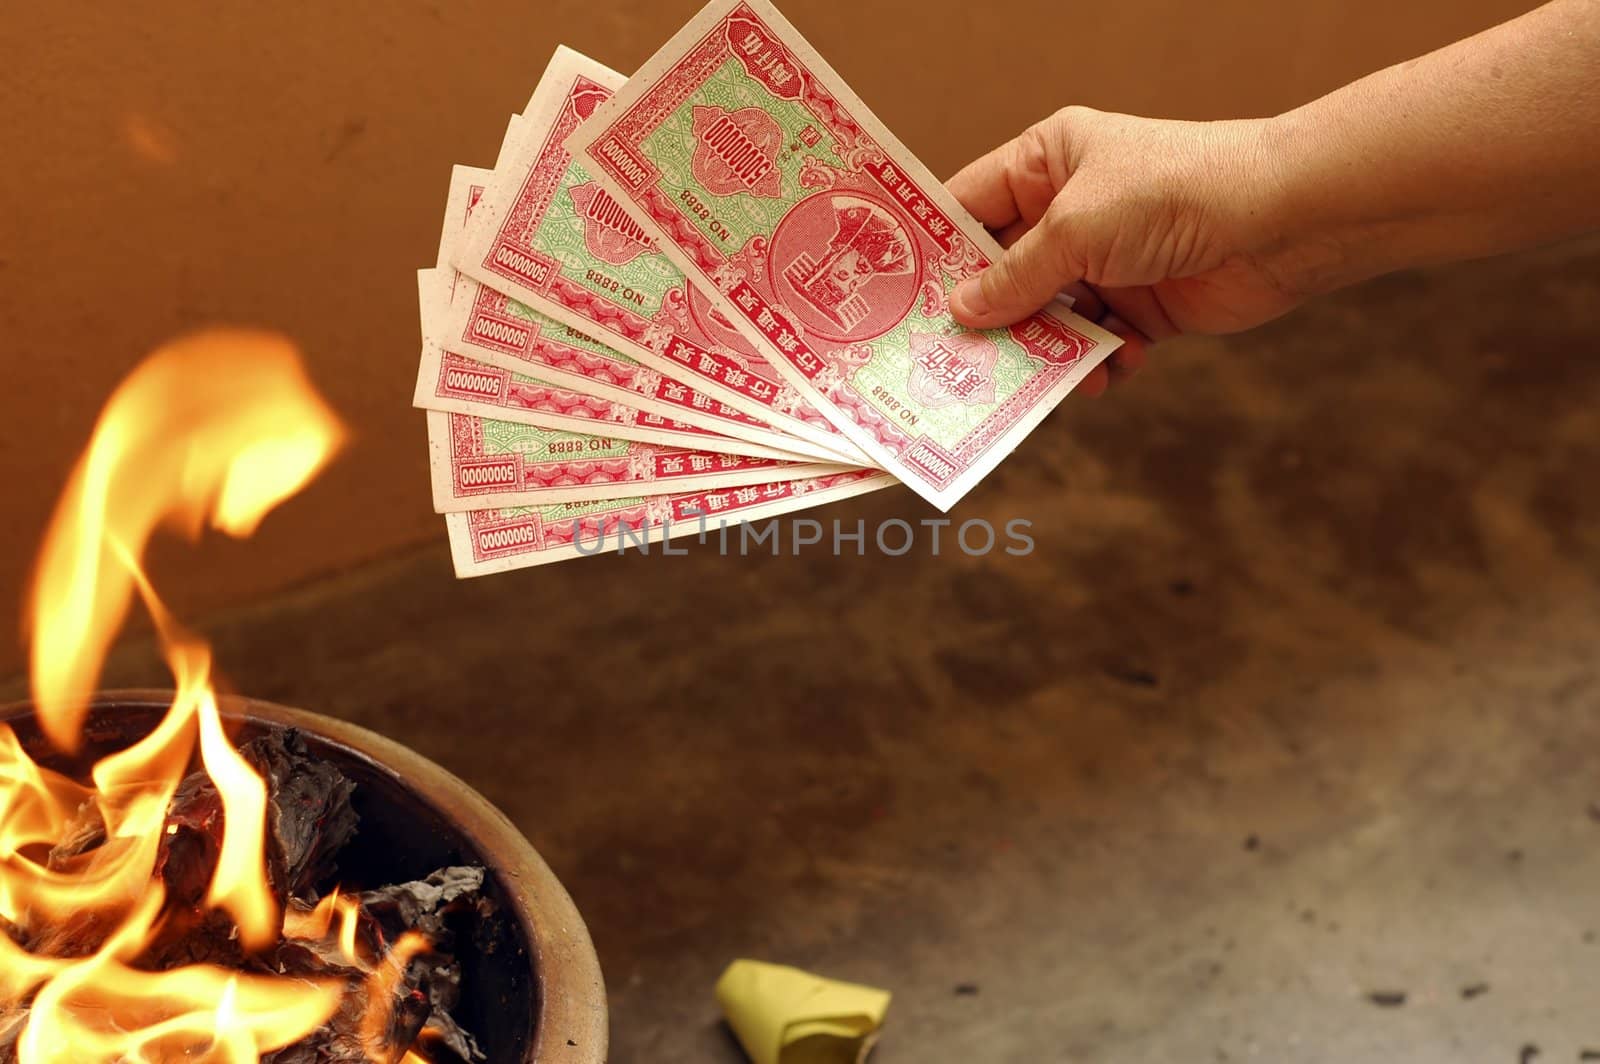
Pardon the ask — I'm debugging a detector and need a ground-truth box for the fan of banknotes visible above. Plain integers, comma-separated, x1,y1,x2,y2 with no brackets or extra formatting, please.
413,0,1118,576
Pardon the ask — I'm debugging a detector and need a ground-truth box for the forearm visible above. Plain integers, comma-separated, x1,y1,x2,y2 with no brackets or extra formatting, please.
1259,0,1600,293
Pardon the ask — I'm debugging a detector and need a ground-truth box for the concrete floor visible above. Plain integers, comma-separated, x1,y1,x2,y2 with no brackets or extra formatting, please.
8,237,1600,1063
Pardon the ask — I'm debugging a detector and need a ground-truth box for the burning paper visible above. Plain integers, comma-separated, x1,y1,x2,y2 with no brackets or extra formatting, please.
2,331,487,1063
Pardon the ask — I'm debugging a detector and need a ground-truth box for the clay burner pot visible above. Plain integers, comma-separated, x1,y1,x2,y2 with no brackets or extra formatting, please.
0,689,607,1064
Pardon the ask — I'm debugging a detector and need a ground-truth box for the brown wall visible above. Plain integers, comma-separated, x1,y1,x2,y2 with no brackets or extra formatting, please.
0,0,1535,674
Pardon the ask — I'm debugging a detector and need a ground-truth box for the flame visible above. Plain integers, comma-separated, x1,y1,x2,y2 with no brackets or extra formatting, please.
359,932,431,1052
282,888,363,957
15,887,344,1063
283,887,367,982
0,331,438,1061
28,330,342,752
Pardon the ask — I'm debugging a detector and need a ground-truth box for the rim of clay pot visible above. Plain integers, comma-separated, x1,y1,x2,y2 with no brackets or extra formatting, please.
0,688,608,1064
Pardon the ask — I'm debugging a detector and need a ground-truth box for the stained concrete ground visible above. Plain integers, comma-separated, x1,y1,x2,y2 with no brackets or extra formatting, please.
8,237,1600,1063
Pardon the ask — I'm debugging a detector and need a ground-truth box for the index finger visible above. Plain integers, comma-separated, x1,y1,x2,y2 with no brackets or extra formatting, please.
947,122,1062,235
947,140,1026,231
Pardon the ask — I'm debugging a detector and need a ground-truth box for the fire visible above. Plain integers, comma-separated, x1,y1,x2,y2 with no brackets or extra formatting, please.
28,331,340,752
0,330,433,1061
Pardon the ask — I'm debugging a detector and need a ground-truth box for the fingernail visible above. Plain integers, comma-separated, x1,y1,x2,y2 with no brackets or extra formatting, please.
952,276,988,321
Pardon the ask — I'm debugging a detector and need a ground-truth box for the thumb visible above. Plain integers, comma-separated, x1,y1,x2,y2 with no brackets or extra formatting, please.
950,210,1080,329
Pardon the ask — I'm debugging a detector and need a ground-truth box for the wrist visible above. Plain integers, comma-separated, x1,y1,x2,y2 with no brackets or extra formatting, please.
1239,110,1368,299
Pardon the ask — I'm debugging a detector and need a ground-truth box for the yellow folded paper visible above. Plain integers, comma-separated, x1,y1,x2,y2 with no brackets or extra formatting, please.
716,960,892,1064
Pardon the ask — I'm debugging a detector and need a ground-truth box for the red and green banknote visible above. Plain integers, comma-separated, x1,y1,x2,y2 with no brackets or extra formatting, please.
424,157,827,463
412,0,1117,573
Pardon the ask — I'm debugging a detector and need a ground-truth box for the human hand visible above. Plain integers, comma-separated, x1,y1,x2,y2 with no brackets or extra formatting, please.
948,107,1309,395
